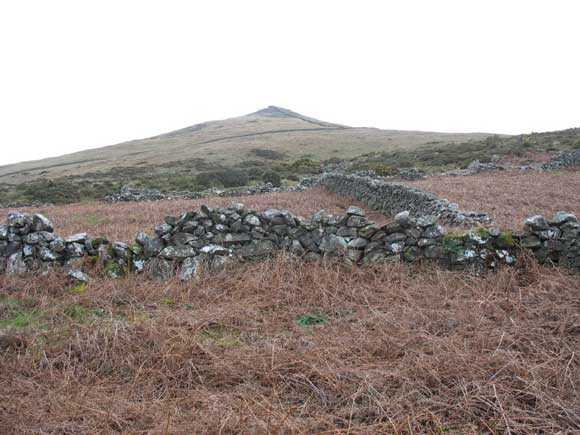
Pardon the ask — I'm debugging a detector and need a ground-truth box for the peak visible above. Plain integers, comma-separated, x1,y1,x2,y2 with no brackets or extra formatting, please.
247,106,298,118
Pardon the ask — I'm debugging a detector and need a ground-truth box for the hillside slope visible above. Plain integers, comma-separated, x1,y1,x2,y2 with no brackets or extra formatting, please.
0,106,492,184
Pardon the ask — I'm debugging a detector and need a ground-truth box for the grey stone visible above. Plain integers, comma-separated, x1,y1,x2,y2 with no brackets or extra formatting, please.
65,243,85,258
311,210,332,225
182,220,198,232
417,215,437,228
32,214,54,232
200,244,229,256
178,257,201,281
39,247,57,261
537,227,561,241
383,222,403,234
65,233,88,244
387,242,405,254
24,232,44,244
149,258,173,281
0,225,8,239
424,245,445,258
347,215,366,228
136,232,165,258
159,246,197,260
214,233,252,245
422,225,446,239
337,226,358,238
521,235,542,249
7,253,27,275
552,211,578,225
358,224,378,239
238,240,275,258
524,215,549,231
346,206,365,216
347,238,368,249
67,269,91,284
319,235,347,255
172,232,196,246
418,238,435,247
49,238,66,253
154,223,173,237
164,216,178,226
132,258,146,273
22,244,34,257
228,203,245,213
38,231,56,243
403,246,421,262
290,240,305,256
112,242,129,258
394,210,410,227
0,241,7,256
243,214,261,227
385,233,406,244
347,248,364,262
8,212,32,228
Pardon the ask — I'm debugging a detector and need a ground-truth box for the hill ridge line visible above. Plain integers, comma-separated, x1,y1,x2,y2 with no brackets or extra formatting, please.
191,126,347,147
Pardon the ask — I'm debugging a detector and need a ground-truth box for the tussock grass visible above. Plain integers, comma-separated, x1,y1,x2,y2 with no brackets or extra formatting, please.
1,256,578,434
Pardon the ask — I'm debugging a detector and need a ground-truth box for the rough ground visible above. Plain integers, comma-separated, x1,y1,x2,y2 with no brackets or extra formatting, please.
403,170,580,229
1,257,578,434
0,178,579,434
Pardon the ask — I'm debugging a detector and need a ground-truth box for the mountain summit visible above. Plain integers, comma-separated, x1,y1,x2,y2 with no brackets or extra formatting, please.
245,106,344,128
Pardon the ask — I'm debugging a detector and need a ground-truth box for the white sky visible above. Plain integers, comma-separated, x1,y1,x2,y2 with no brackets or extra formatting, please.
1,0,579,166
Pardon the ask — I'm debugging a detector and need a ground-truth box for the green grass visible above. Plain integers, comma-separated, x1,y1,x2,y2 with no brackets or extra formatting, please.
297,312,329,328
0,310,38,330
64,304,104,322
200,324,242,347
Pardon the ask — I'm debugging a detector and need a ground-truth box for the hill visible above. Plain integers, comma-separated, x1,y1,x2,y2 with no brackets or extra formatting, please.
0,106,492,185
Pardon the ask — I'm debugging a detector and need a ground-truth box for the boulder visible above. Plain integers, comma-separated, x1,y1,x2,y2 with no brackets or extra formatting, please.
319,235,347,255
67,269,91,284
32,214,54,232
148,258,173,281
524,215,549,231
178,257,201,281
346,206,365,216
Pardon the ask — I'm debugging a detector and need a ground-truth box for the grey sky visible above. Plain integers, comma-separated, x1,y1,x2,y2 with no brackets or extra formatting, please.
1,0,579,166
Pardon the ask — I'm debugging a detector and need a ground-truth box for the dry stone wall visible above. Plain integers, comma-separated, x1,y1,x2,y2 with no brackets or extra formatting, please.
319,174,490,226
1,203,579,283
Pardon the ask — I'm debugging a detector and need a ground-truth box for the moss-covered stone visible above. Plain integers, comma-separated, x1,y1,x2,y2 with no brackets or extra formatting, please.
104,260,125,279
497,231,515,249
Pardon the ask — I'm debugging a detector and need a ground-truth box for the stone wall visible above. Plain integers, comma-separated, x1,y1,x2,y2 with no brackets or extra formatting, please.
542,149,580,170
1,204,578,282
319,174,490,226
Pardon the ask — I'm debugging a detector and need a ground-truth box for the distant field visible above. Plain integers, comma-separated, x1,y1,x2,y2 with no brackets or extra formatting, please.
402,170,580,229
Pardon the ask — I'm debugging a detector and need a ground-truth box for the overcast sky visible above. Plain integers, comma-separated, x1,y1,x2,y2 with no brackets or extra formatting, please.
1,0,579,166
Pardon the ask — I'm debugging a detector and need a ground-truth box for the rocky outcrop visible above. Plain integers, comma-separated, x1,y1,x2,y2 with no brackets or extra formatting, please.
1,204,578,282
319,174,490,226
